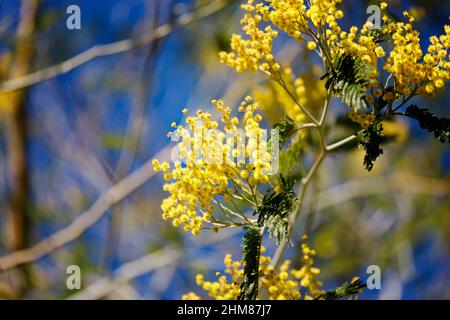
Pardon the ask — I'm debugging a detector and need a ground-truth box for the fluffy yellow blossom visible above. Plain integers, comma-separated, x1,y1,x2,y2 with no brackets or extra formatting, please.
153,97,272,235
219,1,279,73
375,46,386,58
383,12,450,98
220,0,345,74
224,0,450,115
183,240,323,300
181,292,201,300
169,0,450,238
307,41,317,51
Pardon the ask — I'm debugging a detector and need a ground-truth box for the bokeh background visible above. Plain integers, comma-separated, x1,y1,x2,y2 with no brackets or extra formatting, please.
0,0,449,299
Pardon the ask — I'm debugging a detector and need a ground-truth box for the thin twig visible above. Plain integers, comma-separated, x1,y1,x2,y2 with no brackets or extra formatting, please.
276,75,319,125
326,134,358,152
270,88,355,268
0,0,230,93
0,147,172,272
69,248,182,300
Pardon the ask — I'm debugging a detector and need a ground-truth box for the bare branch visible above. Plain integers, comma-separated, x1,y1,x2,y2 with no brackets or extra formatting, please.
326,134,358,152
0,0,230,93
0,147,172,272
315,173,450,211
69,248,181,300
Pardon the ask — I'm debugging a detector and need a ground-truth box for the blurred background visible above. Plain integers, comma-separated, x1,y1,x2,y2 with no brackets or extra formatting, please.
0,0,448,299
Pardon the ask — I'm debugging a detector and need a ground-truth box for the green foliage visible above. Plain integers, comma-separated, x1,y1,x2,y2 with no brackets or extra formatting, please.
405,105,450,143
362,21,393,45
272,116,304,179
239,227,262,300
316,278,366,300
358,122,384,171
323,54,376,112
271,115,297,150
278,138,303,177
363,28,390,44
256,175,297,245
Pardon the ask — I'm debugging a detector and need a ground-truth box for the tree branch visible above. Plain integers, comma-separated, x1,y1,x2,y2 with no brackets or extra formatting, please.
326,134,358,152
0,147,172,272
69,248,181,300
315,173,450,211
0,0,230,93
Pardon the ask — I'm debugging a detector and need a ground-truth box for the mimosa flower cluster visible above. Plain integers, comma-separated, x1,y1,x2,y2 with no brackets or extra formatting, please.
182,241,323,300
219,0,450,129
383,13,450,97
153,97,273,235
153,0,449,301
218,1,280,74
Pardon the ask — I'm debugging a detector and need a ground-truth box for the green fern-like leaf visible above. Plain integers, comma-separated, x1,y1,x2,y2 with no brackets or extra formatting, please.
362,24,392,44
405,105,450,143
269,115,297,154
323,54,376,112
256,175,297,245
239,227,262,300
278,138,304,177
316,278,366,300
358,122,384,171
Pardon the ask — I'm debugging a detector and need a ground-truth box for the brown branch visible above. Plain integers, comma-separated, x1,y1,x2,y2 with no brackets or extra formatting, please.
0,1,38,276
2,0,39,296
4,0,38,251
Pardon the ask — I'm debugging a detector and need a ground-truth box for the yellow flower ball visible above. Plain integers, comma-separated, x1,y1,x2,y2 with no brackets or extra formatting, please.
307,41,317,51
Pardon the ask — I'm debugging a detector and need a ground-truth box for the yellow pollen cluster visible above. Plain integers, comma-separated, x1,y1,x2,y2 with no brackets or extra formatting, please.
221,0,450,126
335,24,384,75
383,14,450,98
306,0,344,30
182,241,323,300
153,97,272,235
219,1,279,73
260,0,308,42
220,0,346,74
